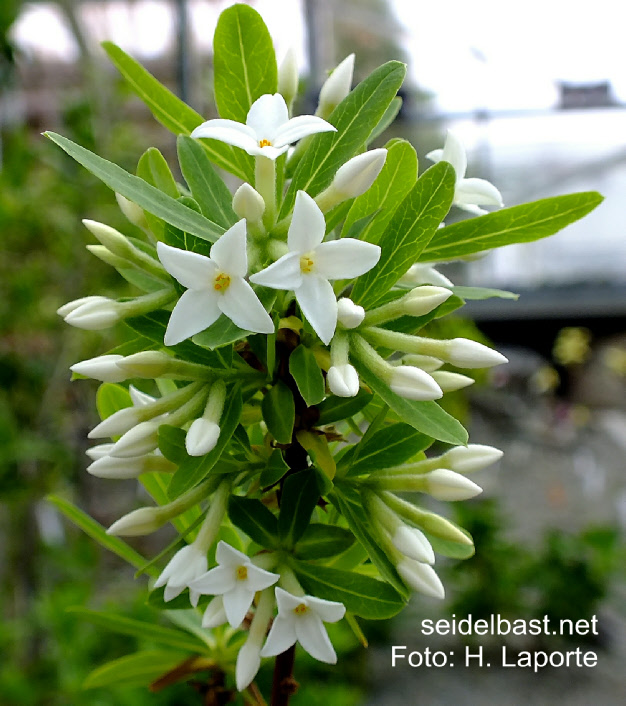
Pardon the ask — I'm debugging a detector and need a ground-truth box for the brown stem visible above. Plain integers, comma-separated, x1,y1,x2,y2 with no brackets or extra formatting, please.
270,645,298,706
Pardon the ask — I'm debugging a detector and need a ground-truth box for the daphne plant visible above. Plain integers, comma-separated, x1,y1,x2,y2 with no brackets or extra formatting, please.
46,3,602,704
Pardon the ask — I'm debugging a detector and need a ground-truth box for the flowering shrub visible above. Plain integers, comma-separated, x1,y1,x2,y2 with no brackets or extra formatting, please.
47,4,602,703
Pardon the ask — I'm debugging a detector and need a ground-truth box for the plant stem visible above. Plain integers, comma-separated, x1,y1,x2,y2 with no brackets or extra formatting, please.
270,645,298,706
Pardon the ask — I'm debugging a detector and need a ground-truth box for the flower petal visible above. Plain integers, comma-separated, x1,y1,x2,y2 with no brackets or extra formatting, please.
202,596,228,628
164,289,221,346
210,220,248,276
249,252,303,290
218,278,274,334
425,148,443,163
273,115,336,148
306,596,346,623
288,191,326,253
314,239,380,279
236,640,262,692
157,242,216,289
188,565,234,595
260,615,297,657
164,583,186,602
275,586,303,613
455,177,503,207
295,613,337,664
223,582,254,628
246,93,289,141
191,119,259,155
295,274,337,345
442,130,467,180
215,540,250,568
129,385,157,407
246,564,280,591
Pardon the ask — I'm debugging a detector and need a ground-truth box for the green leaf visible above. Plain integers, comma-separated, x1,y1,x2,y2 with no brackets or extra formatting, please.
280,61,407,217
68,608,207,653
351,161,456,309
340,423,431,477
292,560,405,620
228,496,279,548
137,147,179,198
45,132,225,243
260,449,289,488
177,136,237,229
213,4,277,122
421,191,604,262
167,385,243,498
164,212,213,259
96,383,131,420
261,381,295,444
83,650,186,689
289,345,325,406
278,470,320,549
342,139,417,242
367,96,402,145
293,524,355,560
102,41,253,182
47,495,151,573
452,286,519,301
354,360,468,445
157,425,188,465
315,388,372,425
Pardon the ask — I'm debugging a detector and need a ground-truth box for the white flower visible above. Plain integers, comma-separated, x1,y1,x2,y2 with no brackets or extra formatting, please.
154,544,208,606
260,588,346,664
250,191,380,344
191,93,335,160
327,364,359,397
157,220,273,346
189,542,279,628
427,131,503,215
202,596,228,628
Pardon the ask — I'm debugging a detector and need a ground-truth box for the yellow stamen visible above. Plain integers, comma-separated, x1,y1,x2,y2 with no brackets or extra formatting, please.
294,603,308,615
300,255,315,274
236,565,248,581
259,139,272,148
214,272,231,291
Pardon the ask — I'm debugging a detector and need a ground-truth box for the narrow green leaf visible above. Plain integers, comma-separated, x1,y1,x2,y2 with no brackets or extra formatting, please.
278,470,320,548
315,388,372,425
353,359,468,445
260,449,289,488
45,132,224,243
280,61,407,217
367,96,402,145
164,210,213,259
177,136,237,229
421,191,604,262
351,161,456,309
102,41,253,181
47,495,152,573
289,345,325,406
293,524,355,560
452,286,519,301
261,381,295,444
228,496,279,548
213,4,277,122
137,147,179,198
292,560,405,620
83,650,186,689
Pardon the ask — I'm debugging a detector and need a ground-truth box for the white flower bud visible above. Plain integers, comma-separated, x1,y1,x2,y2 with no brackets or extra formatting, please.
337,298,365,329
423,468,483,501
327,364,360,397
202,596,228,628
185,418,220,457
440,444,503,474
445,338,508,369
116,193,147,228
106,506,163,536
397,558,445,599
109,420,160,458
398,264,453,288
85,443,114,461
277,47,299,107
116,351,175,378
63,297,121,330
236,640,262,692
389,366,442,401
87,455,147,479
392,526,435,565
129,384,157,407
330,148,387,198
403,286,452,316
83,219,129,252
232,183,265,222
57,295,110,318
430,371,475,392
70,354,127,382
318,54,355,117
88,407,142,439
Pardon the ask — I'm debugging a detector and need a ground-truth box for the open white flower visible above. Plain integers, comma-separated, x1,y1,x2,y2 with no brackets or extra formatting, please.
157,220,273,346
250,191,380,344
191,93,336,160
153,543,208,606
260,587,346,664
427,131,503,215
189,542,279,628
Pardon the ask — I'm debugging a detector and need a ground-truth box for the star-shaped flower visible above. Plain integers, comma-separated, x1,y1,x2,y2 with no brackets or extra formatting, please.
427,130,503,215
191,93,336,160
188,542,279,628
153,543,208,606
260,587,346,664
250,191,380,344
157,220,273,346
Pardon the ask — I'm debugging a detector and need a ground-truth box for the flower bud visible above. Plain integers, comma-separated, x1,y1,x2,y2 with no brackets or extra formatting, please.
116,193,147,228
440,444,503,474
232,183,265,223
392,526,435,565
430,371,475,392
327,364,360,397
337,298,365,329
107,506,163,536
202,596,228,628
86,244,129,269
57,295,111,318
109,420,160,458
129,384,157,407
63,297,121,330
389,366,442,401
330,148,387,199
397,558,445,599
70,354,126,382
236,640,262,692
87,453,174,479
185,418,220,457
317,54,355,118
277,47,299,108
402,286,452,316
86,443,114,461
423,468,483,501
400,355,443,373
398,263,453,288
88,407,142,439
444,338,508,368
